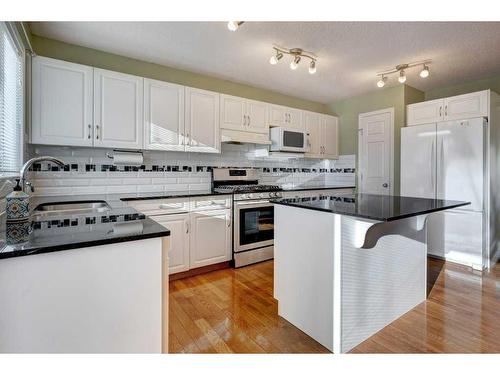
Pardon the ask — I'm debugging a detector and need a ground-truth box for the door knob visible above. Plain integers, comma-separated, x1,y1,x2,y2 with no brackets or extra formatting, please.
382,183,389,188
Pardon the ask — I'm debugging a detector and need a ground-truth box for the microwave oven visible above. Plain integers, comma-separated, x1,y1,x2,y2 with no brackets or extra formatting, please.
269,127,309,153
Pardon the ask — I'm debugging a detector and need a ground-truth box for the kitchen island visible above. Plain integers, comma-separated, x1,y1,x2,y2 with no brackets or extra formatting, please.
272,193,469,353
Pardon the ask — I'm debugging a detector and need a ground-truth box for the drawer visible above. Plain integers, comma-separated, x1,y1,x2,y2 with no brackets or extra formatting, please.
189,195,232,211
126,198,190,215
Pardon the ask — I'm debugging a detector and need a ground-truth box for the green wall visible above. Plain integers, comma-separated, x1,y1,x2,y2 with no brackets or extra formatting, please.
30,35,329,114
425,73,500,100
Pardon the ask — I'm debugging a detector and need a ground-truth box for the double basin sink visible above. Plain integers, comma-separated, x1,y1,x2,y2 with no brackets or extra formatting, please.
33,201,111,219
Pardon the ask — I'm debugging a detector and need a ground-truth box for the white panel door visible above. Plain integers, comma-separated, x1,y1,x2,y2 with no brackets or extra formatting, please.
189,209,231,269
152,213,190,274
94,69,144,149
358,109,393,195
400,123,437,199
144,79,185,151
304,111,321,158
407,99,444,126
246,99,269,134
185,87,220,153
220,94,245,131
31,56,93,147
436,119,484,211
444,90,489,121
322,115,339,159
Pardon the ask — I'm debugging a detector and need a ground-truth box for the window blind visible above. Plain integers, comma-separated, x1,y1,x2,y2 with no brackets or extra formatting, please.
0,22,23,173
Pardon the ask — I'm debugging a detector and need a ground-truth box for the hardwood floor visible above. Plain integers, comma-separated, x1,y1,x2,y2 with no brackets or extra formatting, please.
169,258,500,353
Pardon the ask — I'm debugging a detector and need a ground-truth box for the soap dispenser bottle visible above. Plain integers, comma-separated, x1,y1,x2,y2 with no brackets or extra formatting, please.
6,179,30,221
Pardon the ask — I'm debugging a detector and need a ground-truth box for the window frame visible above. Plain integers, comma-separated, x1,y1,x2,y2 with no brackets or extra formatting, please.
0,22,26,179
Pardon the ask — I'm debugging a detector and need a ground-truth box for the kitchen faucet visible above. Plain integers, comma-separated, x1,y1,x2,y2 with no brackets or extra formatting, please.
20,156,65,193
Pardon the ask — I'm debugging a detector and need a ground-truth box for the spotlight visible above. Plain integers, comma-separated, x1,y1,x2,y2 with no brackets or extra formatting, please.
270,52,283,65
420,65,430,78
377,75,387,88
290,55,301,70
227,21,244,31
308,60,317,74
398,70,407,83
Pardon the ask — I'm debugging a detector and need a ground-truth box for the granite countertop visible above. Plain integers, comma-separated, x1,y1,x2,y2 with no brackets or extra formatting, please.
271,193,470,222
0,185,356,260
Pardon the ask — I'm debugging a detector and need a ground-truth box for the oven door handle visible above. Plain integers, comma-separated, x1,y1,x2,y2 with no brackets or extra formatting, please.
235,200,271,206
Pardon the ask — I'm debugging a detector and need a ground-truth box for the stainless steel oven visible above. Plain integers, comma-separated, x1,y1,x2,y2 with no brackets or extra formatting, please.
212,167,282,268
233,198,276,267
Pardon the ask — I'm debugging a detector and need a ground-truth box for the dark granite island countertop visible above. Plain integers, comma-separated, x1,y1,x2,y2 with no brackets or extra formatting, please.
271,193,470,221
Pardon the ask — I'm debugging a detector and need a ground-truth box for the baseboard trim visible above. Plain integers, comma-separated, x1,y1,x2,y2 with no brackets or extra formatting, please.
169,261,231,281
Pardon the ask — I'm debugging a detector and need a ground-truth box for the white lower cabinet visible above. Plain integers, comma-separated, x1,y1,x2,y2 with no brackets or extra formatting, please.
189,209,232,269
153,213,190,274
131,196,231,275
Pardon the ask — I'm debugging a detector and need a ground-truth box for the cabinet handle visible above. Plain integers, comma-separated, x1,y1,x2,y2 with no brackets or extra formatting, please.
244,115,247,126
186,222,189,234
96,125,100,140
439,106,442,117
445,105,448,116
248,115,251,126
227,221,231,228
87,124,91,139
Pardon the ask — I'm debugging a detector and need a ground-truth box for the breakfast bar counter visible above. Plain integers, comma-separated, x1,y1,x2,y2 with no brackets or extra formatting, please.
271,193,469,353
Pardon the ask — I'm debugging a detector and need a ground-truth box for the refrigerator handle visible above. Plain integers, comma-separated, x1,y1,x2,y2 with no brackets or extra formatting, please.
431,138,435,192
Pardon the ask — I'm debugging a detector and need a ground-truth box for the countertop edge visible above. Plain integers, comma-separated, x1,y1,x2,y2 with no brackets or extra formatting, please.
272,200,470,222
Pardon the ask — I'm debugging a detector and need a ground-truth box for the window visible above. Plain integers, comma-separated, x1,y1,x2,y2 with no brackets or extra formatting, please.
0,22,24,173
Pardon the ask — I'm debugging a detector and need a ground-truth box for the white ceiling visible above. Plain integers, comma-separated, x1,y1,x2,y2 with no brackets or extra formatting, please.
29,21,500,104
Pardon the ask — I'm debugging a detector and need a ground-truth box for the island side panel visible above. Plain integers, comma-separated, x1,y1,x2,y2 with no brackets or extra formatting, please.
274,205,336,352
339,215,427,353
0,238,163,353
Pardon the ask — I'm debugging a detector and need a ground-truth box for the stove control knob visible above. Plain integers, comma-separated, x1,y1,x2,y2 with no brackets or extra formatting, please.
247,194,253,199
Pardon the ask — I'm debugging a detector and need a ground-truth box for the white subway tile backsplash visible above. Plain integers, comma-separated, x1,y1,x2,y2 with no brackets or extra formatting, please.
27,144,355,196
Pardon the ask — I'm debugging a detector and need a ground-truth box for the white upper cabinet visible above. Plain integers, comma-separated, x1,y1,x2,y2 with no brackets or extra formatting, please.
189,209,231,269
246,99,269,134
94,69,144,149
144,79,185,151
443,90,489,121
220,94,269,134
322,115,339,159
220,94,246,131
304,111,321,157
407,90,489,126
269,105,303,129
304,112,339,159
185,87,220,153
407,98,444,126
32,56,94,147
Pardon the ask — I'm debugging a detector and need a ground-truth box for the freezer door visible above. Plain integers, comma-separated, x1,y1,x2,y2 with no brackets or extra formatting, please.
427,210,483,268
400,123,436,199
436,118,484,211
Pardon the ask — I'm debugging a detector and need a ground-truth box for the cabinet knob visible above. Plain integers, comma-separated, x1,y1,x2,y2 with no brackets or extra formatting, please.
96,125,100,140
382,183,389,188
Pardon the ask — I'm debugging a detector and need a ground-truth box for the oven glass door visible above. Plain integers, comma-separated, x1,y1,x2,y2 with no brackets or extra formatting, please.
236,204,274,251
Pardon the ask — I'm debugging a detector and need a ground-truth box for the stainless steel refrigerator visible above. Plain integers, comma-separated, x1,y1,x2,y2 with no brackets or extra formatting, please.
401,117,486,269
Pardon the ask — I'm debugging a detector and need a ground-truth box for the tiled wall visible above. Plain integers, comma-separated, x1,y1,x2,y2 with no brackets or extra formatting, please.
27,144,356,196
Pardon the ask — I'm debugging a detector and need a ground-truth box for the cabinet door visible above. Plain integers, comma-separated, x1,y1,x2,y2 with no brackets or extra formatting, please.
407,99,444,126
185,87,220,153
321,115,339,159
444,90,489,121
269,105,287,127
31,56,93,147
144,78,185,151
303,111,321,158
220,94,245,131
152,213,190,274
286,107,303,129
94,69,144,149
189,209,231,269
246,99,269,134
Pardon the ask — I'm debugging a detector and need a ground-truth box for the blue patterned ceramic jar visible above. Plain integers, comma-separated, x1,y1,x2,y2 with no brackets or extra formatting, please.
6,179,30,221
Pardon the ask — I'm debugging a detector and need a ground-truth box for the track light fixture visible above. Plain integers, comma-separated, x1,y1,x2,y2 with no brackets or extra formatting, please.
269,45,317,75
227,21,244,31
376,60,431,88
